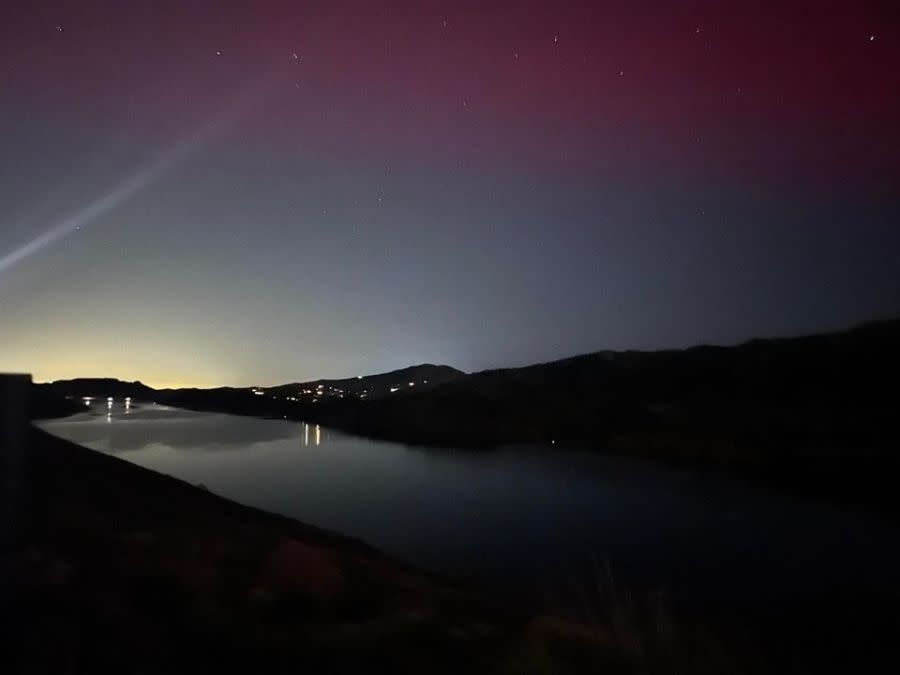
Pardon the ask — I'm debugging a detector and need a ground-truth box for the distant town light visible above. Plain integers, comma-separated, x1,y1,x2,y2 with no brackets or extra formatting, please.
390,386,400,393
408,382,415,387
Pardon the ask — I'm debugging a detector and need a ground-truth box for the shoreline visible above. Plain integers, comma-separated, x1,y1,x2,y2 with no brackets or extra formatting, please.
103,394,900,523
14,403,900,671
7,425,593,673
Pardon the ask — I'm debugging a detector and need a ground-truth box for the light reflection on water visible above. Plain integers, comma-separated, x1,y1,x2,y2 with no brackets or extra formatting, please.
39,403,900,606
301,422,321,447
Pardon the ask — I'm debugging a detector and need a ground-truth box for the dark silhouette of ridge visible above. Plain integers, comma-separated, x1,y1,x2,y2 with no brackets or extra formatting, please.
264,363,465,400
31,319,900,514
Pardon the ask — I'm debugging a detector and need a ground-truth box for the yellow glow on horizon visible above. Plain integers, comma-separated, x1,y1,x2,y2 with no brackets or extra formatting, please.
3,332,364,391
20,360,229,391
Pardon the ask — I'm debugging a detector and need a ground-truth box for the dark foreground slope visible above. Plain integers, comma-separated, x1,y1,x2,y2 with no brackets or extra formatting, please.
5,427,659,674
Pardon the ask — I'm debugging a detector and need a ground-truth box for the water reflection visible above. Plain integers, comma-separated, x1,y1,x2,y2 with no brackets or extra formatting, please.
301,423,321,446
37,404,900,612
44,402,299,451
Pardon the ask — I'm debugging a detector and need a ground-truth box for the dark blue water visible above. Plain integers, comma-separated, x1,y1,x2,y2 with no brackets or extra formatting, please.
40,402,900,609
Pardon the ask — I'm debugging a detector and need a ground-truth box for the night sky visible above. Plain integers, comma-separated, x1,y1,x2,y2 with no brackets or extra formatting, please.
2,1,898,387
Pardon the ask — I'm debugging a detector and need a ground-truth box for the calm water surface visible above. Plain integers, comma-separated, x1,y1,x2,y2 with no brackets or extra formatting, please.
40,402,899,607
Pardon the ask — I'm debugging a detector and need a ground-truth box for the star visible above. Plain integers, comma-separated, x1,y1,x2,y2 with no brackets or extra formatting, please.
292,52,299,60
554,34,559,44
868,34,876,42
55,25,63,32
442,19,448,28
618,70,624,76
514,51,519,60
215,50,222,56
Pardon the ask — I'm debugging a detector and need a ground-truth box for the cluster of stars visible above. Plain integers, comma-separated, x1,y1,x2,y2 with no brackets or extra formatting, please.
47,13,889,213
49,16,881,112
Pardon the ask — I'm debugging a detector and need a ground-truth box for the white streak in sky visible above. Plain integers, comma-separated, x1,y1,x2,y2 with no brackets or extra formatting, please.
0,80,271,276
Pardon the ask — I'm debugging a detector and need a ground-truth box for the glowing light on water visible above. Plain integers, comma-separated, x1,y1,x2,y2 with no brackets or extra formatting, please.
315,424,321,446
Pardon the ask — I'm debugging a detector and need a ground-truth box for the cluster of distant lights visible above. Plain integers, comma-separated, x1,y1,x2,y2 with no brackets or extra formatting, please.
81,396,132,422
250,378,430,403
77,389,562,446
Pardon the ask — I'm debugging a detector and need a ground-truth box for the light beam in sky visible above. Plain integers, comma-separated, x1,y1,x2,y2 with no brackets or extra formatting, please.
0,80,272,276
